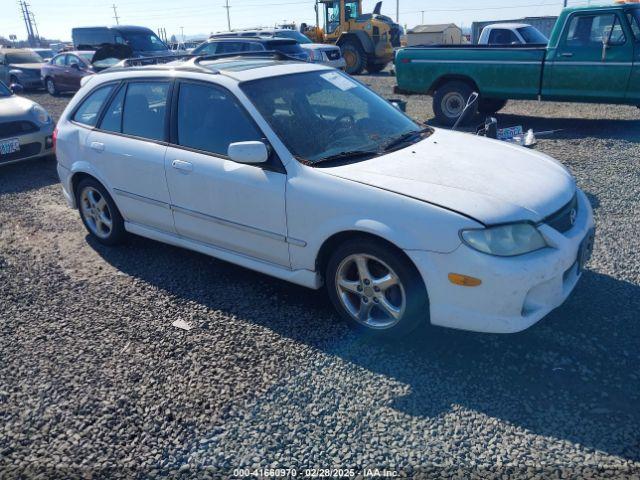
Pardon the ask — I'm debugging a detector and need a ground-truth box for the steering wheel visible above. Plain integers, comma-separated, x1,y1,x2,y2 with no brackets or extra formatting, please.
334,113,355,128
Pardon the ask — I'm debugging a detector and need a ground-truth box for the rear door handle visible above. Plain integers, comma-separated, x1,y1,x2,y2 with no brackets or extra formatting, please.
90,141,105,152
172,159,193,172
560,52,573,57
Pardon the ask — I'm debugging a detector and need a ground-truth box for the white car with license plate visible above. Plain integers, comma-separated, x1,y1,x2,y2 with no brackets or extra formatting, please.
0,81,55,166
55,55,595,337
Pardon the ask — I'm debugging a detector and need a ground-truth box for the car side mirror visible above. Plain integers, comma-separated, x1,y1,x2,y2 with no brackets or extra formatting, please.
9,83,24,94
228,141,269,164
70,63,81,70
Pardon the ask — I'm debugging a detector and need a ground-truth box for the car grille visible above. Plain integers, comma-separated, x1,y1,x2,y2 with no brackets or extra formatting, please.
0,141,41,164
0,121,39,139
544,193,578,234
325,49,341,60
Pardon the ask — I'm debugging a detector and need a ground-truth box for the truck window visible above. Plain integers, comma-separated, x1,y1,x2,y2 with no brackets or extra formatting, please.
345,1,358,20
566,14,626,47
488,29,519,45
628,11,640,40
326,1,340,33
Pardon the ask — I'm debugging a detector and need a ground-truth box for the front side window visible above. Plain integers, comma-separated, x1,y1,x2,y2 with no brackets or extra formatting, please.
193,43,218,56
517,26,548,44
326,1,340,33
67,55,81,67
344,1,358,20
121,82,170,141
566,14,626,46
216,42,245,53
628,10,640,40
241,70,424,164
177,82,262,156
72,85,115,127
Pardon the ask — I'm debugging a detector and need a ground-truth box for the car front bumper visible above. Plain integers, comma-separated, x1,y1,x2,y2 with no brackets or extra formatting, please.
0,124,55,167
320,57,346,69
407,189,595,334
17,76,43,89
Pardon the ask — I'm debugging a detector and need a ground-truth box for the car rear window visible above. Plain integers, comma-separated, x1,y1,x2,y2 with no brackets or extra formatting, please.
265,41,303,53
72,85,115,127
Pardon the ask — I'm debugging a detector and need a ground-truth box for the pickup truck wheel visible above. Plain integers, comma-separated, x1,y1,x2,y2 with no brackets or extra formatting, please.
342,42,365,75
433,81,477,126
326,238,429,338
479,98,507,114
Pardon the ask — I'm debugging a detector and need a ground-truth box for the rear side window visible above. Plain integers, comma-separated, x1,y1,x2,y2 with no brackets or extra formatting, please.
100,86,125,133
216,42,245,53
72,85,115,127
194,43,218,55
121,82,170,141
628,12,640,40
266,41,303,53
176,82,262,156
53,55,66,66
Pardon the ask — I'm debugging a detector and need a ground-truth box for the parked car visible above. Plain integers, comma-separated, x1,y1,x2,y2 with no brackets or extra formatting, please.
191,37,309,62
30,48,55,60
41,47,131,96
0,81,55,166
0,49,44,89
55,54,595,337
72,25,172,58
395,3,640,125
210,29,345,69
478,23,549,45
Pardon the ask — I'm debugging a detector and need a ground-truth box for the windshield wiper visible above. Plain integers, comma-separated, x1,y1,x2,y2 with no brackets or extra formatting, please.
310,149,380,166
381,127,432,152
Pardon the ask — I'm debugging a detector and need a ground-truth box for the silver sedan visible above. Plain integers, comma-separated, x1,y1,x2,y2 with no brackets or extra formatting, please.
0,82,55,167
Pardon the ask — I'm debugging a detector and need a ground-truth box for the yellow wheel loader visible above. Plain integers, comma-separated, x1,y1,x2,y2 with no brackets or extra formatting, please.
302,0,401,75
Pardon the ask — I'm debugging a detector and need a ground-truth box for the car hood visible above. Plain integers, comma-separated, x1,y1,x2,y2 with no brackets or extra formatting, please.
0,95,35,119
9,63,43,71
319,128,576,225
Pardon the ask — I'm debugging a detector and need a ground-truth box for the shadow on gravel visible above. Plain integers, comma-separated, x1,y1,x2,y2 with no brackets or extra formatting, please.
0,156,59,195
90,233,640,462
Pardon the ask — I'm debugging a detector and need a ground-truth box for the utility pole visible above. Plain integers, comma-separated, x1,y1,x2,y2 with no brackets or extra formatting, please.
180,26,184,43
112,4,120,25
223,0,231,31
29,11,40,46
421,10,424,25
563,0,568,7
19,1,36,47
396,0,399,23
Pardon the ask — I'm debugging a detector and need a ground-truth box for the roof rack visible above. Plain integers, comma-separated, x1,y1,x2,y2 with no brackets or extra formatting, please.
193,50,303,66
121,54,195,67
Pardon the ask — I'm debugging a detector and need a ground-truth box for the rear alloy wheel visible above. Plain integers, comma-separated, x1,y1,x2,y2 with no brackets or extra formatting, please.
76,178,126,245
433,80,476,127
45,77,59,96
326,238,429,338
341,41,365,75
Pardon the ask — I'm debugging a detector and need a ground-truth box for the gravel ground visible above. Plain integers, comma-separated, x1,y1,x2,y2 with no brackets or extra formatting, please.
1,77,640,479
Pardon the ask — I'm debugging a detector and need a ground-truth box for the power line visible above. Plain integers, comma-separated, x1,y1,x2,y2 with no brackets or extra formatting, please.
400,2,565,15
112,4,120,24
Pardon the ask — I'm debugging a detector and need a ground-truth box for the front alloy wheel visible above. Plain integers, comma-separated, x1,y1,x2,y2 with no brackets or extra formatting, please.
326,238,429,337
335,253,406,329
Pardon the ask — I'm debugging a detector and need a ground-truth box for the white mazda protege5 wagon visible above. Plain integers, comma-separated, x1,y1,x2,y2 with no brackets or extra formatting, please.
55,54,595,337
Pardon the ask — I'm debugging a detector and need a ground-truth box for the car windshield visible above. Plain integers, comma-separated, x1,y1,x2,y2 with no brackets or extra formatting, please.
241,70,428,164
517,26,548,44
123,31,168,51
78,53,95,63
0,82,11,97
273,30,313,44
35,50,54,59
6,51,43,63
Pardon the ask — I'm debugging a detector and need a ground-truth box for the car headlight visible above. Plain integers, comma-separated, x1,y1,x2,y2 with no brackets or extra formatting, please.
31,104,52,125
460,222,547,257
307,49,323,62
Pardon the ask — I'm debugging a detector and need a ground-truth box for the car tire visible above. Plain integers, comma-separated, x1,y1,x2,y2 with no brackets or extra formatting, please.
326,237,429,338
366,62,386,74
75,178,126,246
479,98,507,115
45,77,59,96
341,41,365,75
433,80,477,127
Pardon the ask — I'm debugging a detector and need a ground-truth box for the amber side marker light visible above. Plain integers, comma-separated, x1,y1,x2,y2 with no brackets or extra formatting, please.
448,273,482,287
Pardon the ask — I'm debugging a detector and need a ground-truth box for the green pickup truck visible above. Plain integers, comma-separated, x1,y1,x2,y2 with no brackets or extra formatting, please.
394,3,640,125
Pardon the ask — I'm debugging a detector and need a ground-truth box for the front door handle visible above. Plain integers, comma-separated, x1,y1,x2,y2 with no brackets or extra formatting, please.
560,52,573,57
172,159,193,172
90,141,105,152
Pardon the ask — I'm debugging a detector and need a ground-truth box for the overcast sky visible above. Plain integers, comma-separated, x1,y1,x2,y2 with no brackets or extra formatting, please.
4,0,590,42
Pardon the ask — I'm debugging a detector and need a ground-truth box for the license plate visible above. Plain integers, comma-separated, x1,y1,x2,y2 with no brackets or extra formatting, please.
578,228,596,272
497,125,523,141
0,138,20,156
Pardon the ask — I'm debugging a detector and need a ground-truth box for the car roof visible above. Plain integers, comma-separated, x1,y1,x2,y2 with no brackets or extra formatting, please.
484,23,531,29
97,55,328,83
